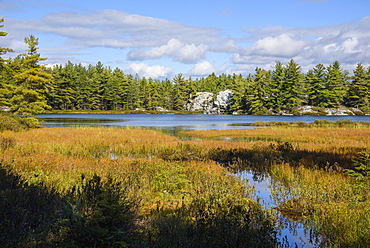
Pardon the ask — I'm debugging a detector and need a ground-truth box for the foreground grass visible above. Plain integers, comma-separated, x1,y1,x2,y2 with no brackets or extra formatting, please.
271,163,369,248
0,128,277,247
186,126,370,248
1,125,369,247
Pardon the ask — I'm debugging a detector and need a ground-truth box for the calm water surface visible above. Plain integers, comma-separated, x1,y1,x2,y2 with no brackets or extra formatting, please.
37,114,370,247
37,113,370,130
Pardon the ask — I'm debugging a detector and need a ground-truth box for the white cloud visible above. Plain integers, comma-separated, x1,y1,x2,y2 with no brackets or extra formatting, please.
175,43,208,63
127,38,207,63
245,33,307,57
3,4,370,76
126,63,173,79
187,61,228,76
6,9,222,48
188,61,215,76
234,16,370,68
342,37,360,53
210,39,240,53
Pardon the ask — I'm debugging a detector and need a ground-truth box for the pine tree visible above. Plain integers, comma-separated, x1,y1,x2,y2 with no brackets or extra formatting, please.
0,18,15,108
172,74,188,110
270,61,285,111
126,74,140,110
10,35,52,116
158,78,173,110
347,63,370,111
146,78,161,110
104,67,127,110
229,74,247,112
306,64,327,107
48,62,76,110
324,61,348,107
0,18,14,67
281,59,303,112
247,68,270,114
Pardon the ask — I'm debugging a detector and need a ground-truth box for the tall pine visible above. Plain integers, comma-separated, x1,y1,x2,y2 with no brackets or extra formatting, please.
323,61,347,107
11,35,52,116
306,64,327,107
0,18,14,107
280,59,303,112
347,63,370,111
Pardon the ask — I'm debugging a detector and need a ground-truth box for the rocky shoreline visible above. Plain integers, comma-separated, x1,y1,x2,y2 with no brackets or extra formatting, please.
185,90,369,116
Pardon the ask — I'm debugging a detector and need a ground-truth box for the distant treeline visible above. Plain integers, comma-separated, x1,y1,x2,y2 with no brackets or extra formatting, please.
1,19,370,116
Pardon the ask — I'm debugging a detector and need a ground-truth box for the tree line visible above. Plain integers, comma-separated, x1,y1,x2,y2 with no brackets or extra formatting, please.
1,19,370,117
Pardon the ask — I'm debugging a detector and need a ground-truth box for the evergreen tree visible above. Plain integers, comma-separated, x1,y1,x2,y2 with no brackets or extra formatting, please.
48,62,76,110
125,74,140,110
10,35,52,116
0,18,15,107
306,64,327,107
247,68,270,114
104,67,127,110
347,63,370,111
280,59,303,112
172,74,188,110
229,74,247,112
70,63,89,110
270,61,285,111
158,78,173,110
0,18,14,67
145,78,161,110
323,61,348,107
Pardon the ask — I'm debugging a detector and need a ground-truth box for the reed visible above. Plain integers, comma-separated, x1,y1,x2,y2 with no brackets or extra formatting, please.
0,127,277,247
1,125,369,247
270,163,369,248
185,127,370,169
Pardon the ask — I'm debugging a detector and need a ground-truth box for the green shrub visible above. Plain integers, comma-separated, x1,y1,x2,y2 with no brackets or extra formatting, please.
0,113,39,132
54,174,139,247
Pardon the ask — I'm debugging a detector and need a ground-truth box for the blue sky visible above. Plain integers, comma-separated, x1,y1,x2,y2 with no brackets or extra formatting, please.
1,0,370,79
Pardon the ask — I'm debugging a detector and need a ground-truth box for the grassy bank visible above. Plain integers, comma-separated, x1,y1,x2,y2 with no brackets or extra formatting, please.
0,128,276,247
0,124,369,247
185,126,370,247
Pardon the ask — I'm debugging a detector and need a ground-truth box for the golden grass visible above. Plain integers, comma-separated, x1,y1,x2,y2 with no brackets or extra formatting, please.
271,163,369,247
0,127,246,211
1,126,369,247
185,127,370,167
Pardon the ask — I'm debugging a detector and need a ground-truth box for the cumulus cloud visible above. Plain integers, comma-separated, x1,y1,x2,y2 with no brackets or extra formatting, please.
247,33,307,57
6,9,222,48
210,40,240,53
125,63,173,79
127,38,208,63
188,61,215,76
234,16,370,69
3,3,370,76
187,61,227,76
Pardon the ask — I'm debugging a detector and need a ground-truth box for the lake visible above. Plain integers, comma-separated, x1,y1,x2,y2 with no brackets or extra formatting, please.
36,113,370,247
37,113,370,130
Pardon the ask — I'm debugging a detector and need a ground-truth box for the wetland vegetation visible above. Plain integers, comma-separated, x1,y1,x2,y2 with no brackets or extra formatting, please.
0,113,369,247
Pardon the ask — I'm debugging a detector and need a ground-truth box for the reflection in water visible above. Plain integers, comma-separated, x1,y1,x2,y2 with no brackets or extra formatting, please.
236,171,320,248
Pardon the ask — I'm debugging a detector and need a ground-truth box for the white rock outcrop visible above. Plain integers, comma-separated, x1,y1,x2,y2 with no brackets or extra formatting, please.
186,90,234,114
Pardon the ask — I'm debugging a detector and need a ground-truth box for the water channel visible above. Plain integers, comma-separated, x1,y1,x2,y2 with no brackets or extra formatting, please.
37,113,370,247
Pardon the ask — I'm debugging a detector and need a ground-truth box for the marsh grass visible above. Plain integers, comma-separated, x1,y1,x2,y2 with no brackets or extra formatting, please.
185,126,370,247
1,124,369,247
0,127,278,247
186,127,370,170
270,163,370,248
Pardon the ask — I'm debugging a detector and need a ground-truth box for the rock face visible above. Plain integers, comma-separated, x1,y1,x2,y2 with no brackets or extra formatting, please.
186,92,214,112
298,106,357,115
186,90,233,114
